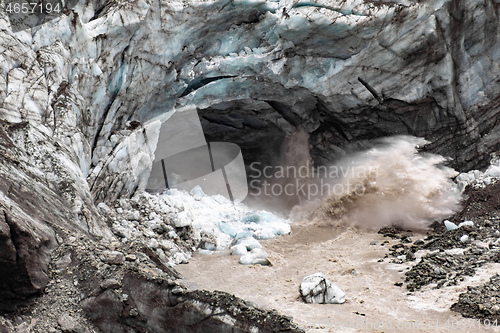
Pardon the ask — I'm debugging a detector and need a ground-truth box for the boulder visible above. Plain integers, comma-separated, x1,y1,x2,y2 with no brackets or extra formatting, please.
300,272,345,304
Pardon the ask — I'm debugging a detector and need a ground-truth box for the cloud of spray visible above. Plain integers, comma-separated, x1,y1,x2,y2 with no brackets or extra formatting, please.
301,136,462,231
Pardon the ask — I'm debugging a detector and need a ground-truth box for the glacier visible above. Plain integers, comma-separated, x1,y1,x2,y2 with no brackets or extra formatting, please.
0,0,500,331
2,0,499,207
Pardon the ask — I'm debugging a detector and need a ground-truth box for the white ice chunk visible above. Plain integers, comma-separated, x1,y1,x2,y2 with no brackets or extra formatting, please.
485,165,500,178
219,221,238,238
174,211,191,227
149,238,159,249
190,185,206,198
239,248,269,265
97,202,111,215
203,242,216,251
458,221,474,228
444,220,458,231
235,237,262,251
230,244,248,255
156,187,290,254
300,273,345,304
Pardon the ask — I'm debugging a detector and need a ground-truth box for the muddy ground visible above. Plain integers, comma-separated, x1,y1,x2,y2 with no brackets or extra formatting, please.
177,182,500,332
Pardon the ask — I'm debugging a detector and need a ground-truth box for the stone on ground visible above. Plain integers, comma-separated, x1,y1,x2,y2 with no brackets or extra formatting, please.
300,272,345,304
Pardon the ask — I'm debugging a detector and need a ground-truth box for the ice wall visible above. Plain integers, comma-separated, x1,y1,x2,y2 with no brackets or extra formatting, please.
1,0,499,204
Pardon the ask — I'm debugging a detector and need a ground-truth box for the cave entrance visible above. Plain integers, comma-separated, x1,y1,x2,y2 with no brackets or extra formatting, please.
146,100,294,207
146,107,249,202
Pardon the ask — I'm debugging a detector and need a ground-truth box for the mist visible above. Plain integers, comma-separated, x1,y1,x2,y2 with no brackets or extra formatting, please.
307,136,462,230
250,132,463,231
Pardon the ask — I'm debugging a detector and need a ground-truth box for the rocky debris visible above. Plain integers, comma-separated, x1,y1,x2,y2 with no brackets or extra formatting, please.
449,183,500,224
451,274,500,323
380,215,500,291
0,125,98,312
0,231,304,333
57,313,85,333
97,193,202,267
100,251,125,265
404,249,482,292
376,174,500,325
378,225,413,240
299,273,345,304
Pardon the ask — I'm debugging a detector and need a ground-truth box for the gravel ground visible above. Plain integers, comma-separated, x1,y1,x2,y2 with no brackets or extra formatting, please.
381,181,500,323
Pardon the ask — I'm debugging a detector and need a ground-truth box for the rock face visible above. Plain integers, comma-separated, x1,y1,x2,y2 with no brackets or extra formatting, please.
0,124,87,311
300,272,346,304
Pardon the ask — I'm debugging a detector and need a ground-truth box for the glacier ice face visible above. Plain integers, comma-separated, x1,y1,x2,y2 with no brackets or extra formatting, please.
87,120,161,203
1,0,500,325
1,0,499,207
0,0,499,280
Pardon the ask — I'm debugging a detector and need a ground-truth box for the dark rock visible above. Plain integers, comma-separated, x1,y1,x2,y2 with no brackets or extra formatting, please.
401,237,412,244
99,279,121,290
450,182,500,222
111,272,304,333
0,137,60,309
451,274,500,322
81,290,126,333
414,239,425,246
55,253,72,273
57,313,83,333
378,226,412,239
100,251,125,265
